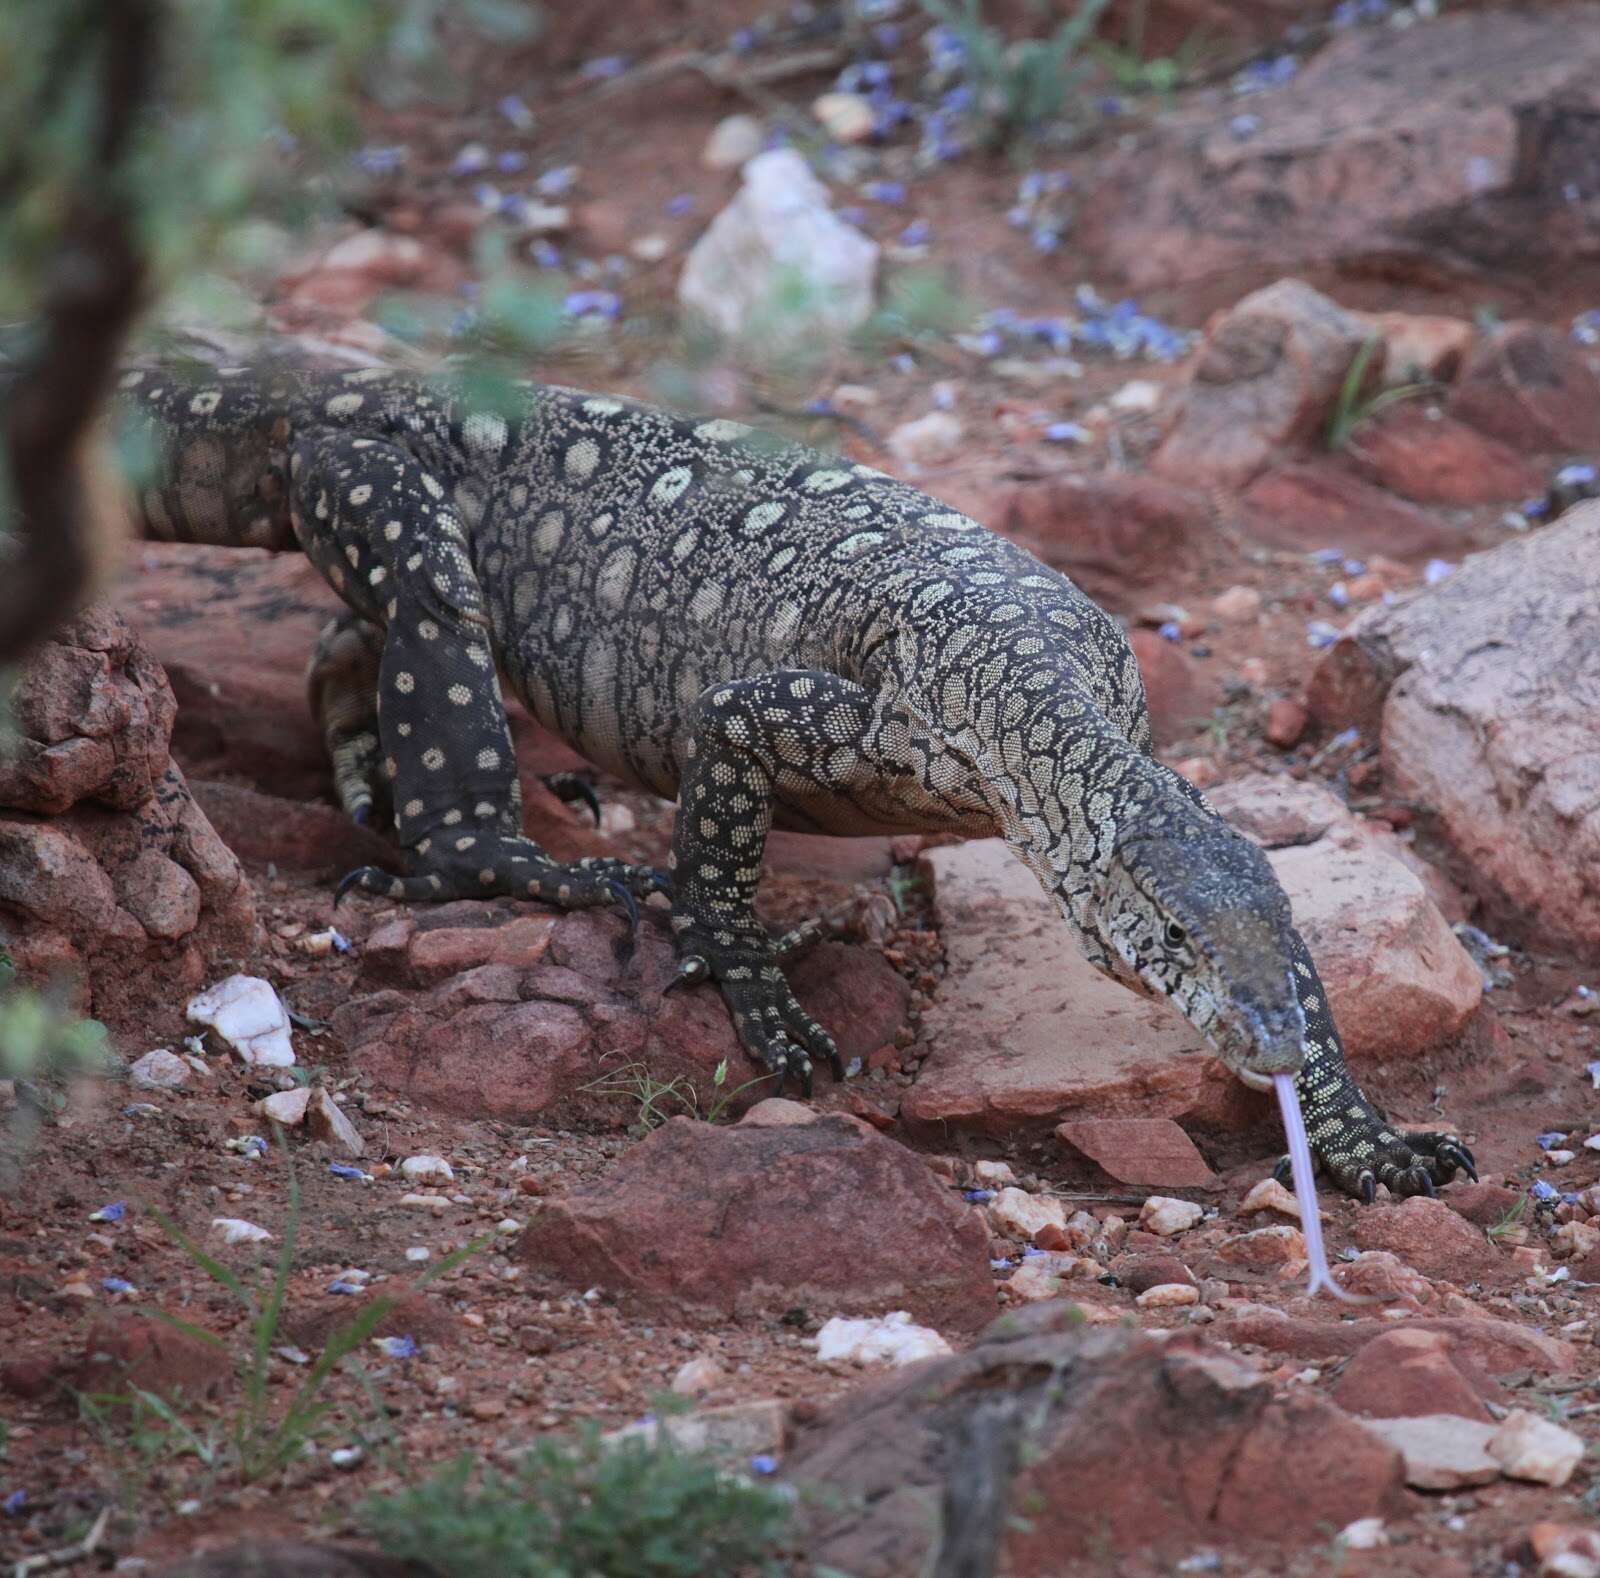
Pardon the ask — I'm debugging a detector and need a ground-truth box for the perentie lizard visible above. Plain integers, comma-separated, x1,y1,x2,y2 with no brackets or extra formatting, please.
117,364,1475,1203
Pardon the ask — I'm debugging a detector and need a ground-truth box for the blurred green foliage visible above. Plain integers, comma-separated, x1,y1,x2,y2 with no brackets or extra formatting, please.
917,0,1112,148
0,0,542,323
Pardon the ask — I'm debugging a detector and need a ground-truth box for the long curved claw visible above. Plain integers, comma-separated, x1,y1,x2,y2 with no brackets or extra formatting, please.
334,866,378,906
606,877,640,963
541,771,603,827
1273,1154,1293,1189
606,877,639,933
663,955,710,996
767,1037,812,1100
1359,1171,1376,1205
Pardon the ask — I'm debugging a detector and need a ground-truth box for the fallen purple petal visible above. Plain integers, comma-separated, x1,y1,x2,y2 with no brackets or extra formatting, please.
564,290,620,319
497,95,534,130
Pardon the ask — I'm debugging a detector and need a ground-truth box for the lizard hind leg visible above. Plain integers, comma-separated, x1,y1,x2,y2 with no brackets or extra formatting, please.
307,611,387,826
669,669,896,1097
287,430,669,922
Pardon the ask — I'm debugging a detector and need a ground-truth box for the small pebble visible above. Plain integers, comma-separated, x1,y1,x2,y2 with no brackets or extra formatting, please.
1139,1197,1204,1237
1339,1517,1388,1550
211,1217,273,1245
1136,1282,1200,1308
400,1194,449,1215
671,1356,725,1396
129,1049,189,1090
401,1154,456,1185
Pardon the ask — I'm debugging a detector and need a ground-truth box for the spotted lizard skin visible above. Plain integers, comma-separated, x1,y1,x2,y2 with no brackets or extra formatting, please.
117,364,1473,1201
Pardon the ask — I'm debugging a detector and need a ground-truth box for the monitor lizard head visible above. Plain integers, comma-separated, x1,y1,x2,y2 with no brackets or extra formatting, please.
1092,814,1306,1091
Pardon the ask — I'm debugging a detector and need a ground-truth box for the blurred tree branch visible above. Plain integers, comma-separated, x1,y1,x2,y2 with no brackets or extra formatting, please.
0,2,158,666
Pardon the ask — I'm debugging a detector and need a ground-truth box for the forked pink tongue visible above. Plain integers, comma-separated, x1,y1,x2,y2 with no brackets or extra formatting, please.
1273,1074,1367,1303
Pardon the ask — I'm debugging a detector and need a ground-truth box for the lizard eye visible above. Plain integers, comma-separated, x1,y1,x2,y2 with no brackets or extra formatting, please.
1163,921,1188,948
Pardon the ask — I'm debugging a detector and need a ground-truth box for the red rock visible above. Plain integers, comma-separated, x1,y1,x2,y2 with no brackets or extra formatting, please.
1270,834,1482,1064
0,1357,58,1400
1444,1181,1524,1228
1055,1117,1219,1189
0,607,256,1020
989,472,1211,607
1077,11,1600,296
1351,1197,1500,1281
1330,1328,1494,1422
1308,505,1600,949
336,911,907,1126
787,1313,1405,1573
1346,404,1543,507
1210,775,1480,1060
517,1114,997,1331
1216,1225,1305,1271
1357,312,1476,385
1128,627,1208,745
1207,775,1345,847
190,780,396,876
282,1291,458,1354
1152,279,1376,490
405,916,558,985
73,1313,233,1403
1332,1250,1434,1309
1218,1313,1577,1376
1264,697,1308,749
1109,1252,1197,1294
1240,460,1457,559
1450,322,1600,455
1530,1524,1600,1577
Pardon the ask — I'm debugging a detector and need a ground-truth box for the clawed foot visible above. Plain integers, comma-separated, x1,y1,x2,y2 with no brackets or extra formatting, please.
1277,1119,1477,1204
666,923,844,1097
335,836,670,949
540,771,603,827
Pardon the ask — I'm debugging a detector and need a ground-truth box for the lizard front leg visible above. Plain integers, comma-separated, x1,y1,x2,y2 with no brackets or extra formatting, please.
1282,932,1477,1201
669,669,892,1096
288,433,667,916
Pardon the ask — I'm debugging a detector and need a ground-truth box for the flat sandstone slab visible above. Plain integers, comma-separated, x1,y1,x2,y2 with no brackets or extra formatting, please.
903,815,1478,1141
901,839,1244,1141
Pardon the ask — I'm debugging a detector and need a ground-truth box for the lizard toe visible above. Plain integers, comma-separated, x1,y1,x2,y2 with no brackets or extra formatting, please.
700,944,843,1098
782,1007,844,1082
540,771,603,827
333,864,425,904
